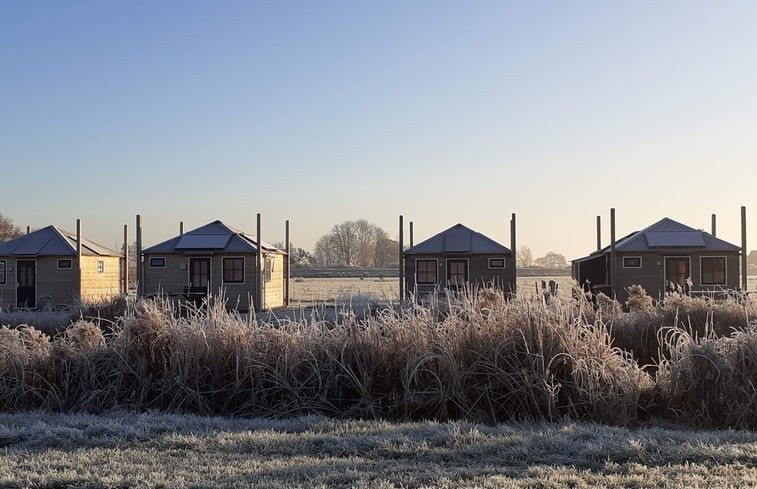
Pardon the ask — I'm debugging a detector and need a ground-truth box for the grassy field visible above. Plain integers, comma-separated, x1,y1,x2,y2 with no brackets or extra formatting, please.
289,276,576,305
290,275,757,306
2,411,757,488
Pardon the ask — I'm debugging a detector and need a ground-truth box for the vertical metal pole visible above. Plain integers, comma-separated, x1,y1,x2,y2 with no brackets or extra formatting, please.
711,214,717,237
180,221,184,235
610,208,617,297
285,219,290,307
741,206,748,291
257,213,262,312
76,219,82,299
399,215,404,301
123,224,129,295
409,221,414,248
136,215,142,297
596,216,602,251
510,213,517,295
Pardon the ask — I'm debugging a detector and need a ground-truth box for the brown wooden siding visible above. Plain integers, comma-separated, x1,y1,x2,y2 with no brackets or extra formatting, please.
142,252,286,311
0,255,119,309
80,256,121,302
404,253,515,298
612,251,740,303
27,257,79,308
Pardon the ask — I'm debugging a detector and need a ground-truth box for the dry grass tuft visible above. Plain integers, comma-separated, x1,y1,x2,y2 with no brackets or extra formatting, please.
656,322,757,429
626,284,654,312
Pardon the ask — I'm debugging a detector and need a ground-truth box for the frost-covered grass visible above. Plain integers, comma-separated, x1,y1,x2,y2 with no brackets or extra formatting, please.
2,288,757,429
1,411,757,488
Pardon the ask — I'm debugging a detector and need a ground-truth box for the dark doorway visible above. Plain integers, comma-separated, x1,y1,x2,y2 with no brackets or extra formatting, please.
447,260,468,290
187,257,211,306
17,260,36,309
665,257,690,293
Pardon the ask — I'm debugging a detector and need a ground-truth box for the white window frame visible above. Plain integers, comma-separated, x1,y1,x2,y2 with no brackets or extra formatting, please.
623,256,642,269
97,260,104,273
488,258,506,269
149,257,166,268
700,256,727,286
415,259,438,285
57,259,73,270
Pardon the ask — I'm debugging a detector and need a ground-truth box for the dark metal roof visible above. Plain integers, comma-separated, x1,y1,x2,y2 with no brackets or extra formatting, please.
404,223,511,255
0,226,120,257
572,217,740,262
645,231,705,248
176,234,232,250
143,220,285,255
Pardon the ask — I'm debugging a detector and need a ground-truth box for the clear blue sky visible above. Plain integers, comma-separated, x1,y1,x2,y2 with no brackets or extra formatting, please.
2,1,756,259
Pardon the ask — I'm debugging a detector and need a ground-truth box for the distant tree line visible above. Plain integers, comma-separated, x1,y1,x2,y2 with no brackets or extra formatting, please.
516,246,568,268
313,220,396,267
271,242,316,267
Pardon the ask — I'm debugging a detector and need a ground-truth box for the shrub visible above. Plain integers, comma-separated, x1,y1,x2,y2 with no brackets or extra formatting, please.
656,323,757,429
625,284,653,312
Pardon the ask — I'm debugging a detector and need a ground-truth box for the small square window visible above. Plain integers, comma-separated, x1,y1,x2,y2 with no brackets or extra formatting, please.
701,257,726,285
623,257,642,269
488,258,506,269
416,259,437,284
149,257,166,268
223,257,244,284
97,260,104,273
57,259,72,269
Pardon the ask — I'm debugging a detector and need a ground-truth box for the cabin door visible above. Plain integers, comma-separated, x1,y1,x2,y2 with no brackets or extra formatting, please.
188,258,210,304
447,260,468,290
16,260,36,309
665,257,690,293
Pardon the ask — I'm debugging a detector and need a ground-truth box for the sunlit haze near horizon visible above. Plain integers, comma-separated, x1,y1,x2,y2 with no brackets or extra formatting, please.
2,1,756,260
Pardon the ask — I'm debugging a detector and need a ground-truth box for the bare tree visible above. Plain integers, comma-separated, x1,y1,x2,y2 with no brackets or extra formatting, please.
534,251,568,268
516,245,533,268
373,228,396,267
313,220,395,267
314,234,338,266
355,219,376,267
0,214,22,243
272,242,315,267
331,221,358,266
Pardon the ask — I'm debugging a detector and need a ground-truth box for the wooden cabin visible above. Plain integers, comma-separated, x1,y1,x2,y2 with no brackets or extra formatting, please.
141,220,287,311
572,217,741,303
0,225,121,310
403,223,515,297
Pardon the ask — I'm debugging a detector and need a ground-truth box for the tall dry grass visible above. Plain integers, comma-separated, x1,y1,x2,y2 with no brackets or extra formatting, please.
0,291,649,425
1,287,756,429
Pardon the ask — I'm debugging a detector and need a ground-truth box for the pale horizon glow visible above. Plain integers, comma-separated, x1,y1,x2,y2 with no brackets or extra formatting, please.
2,2,756,260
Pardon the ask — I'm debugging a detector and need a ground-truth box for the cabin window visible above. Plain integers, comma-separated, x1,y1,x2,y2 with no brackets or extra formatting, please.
488,258,506,269
97,261,104,273
263,256,274,282
623,257,642,269
223,257,244,284
57,259,73,269
701,257,726,285
0,261,5,284
416,259,437,284
149,257,166,268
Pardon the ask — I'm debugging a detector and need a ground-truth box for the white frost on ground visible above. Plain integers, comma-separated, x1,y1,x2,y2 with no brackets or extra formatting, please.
1,411,757,488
